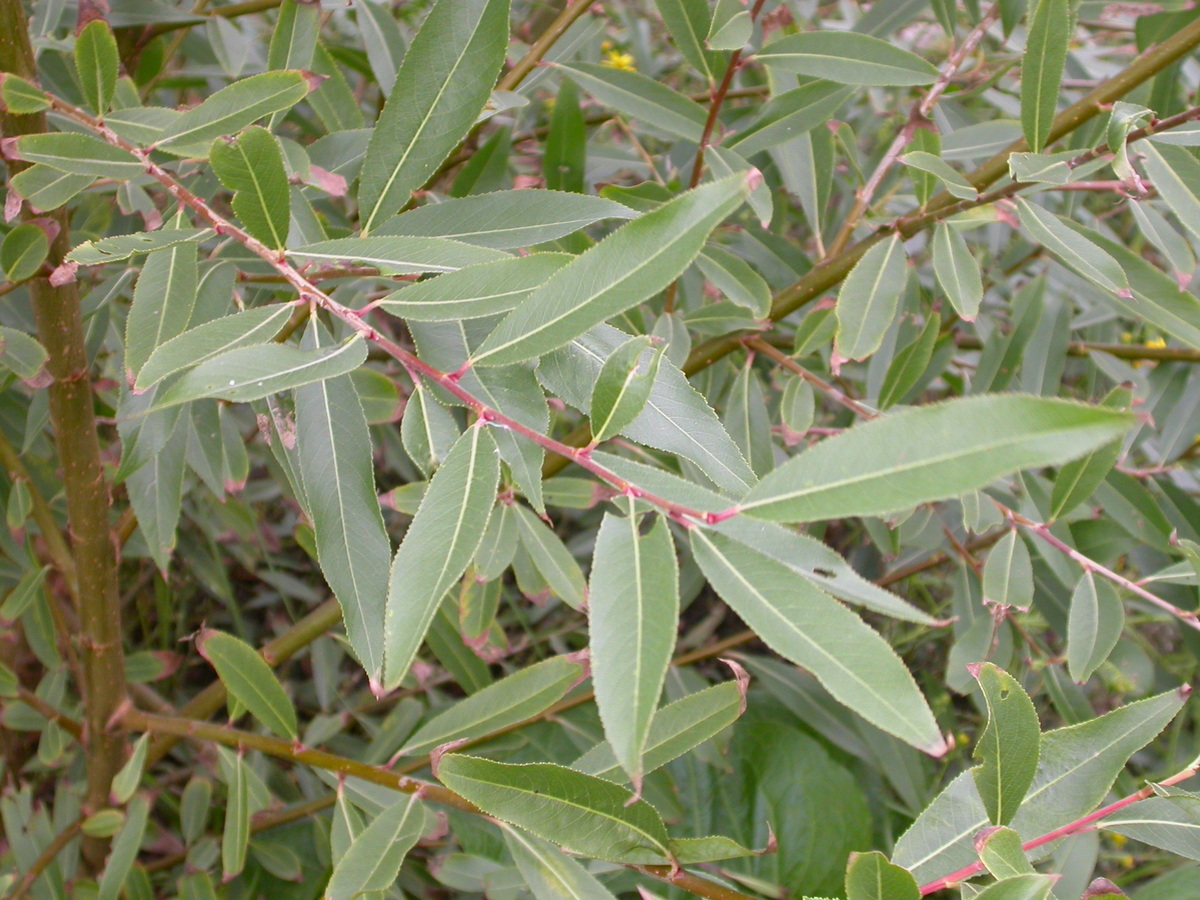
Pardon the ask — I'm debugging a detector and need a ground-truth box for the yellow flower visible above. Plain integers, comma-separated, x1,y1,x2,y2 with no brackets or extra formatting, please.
1110,833,1128,848
602,47,636,72
1144,336,1167,349
1119,332,1133,344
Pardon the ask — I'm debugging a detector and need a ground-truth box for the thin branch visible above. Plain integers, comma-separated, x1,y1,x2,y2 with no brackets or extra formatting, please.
747,339,877,419
918,746,1200,894
1004,509,1200,632
826,4,1001,258
497,0,594,92
954,335,1200,363
16,686,84,741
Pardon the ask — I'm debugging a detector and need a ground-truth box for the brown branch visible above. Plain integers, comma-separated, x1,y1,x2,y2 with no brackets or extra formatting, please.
0,0,127,869
497,0,594,93
16,686,84,741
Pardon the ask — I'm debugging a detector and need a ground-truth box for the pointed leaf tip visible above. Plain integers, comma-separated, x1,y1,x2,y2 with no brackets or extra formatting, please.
719,657,751,713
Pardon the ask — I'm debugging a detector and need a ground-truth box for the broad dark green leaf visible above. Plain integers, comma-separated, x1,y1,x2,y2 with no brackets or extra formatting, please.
0,222,49,284
155,70,315,157
473,173,751,366
755,32,938,86
357,0,510,233
378,191,634,249
739,395,1133,523
437,755,670,864
198,629,298,738
844,851,919,900
125,238,198,379
288,236,508,274
932,223,983,321
75,19,119,115
894,688,1186,880
210,126,290,249
590,505,678,786
135,305,293,391
153,337,367,410
296,323,393,682
1021,0,1070,150
397,655,585,756
557,62,708,141
1066,574,1124,684
971,663,1040,826
690,529,946,754
326,795,426,900
383,426,499,690
379,253,572,322
835,234,908,363
14,133,141,178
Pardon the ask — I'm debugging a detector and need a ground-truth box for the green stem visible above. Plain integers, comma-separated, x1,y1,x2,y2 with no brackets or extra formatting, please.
0,0,127,870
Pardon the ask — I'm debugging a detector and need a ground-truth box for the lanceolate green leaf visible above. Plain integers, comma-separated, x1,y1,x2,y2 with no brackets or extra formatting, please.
436,756,671,864
357,0,510,233
67,228,211,266
135,304,294,391
572,681,745,782
538,325,756,495
932,223,984,321
971,663,1041,826
836,234,908,362
1066,573,1124,684
325,795,426,900
982,531,1034,611
0,223,49,284
844,851,919,900
472,173,751,367
210,126,291,249
1139,141,1200,243
125,238,198,380
396,655,586,757
726,81,852,158
1050,384,1129,519
893,688,1187,881
288,236,508,274
557,62,708,141
1021,0,1070,151
503,827,619,900
155,70,316,157
589,337,664,443
377,191,635,249
379,254,572,322
690,528,945,754
590,506,678,786
739,395,1133,523
296,324,393,682
755,32,938,86
1015,200,1129,296
14,133,142,178
512,504,587,609
96,796,149,900
197,629,298,739
222,752,250,879
382,426,499,690
153,337,367,410
74,19,119,115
